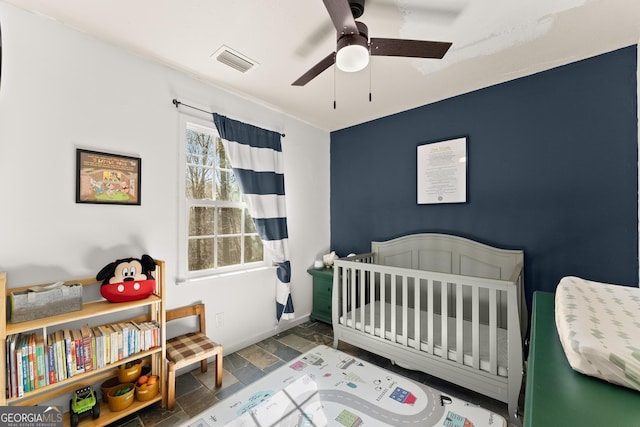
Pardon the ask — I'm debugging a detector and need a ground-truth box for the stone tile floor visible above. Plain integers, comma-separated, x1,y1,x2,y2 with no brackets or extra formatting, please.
109,321,523,427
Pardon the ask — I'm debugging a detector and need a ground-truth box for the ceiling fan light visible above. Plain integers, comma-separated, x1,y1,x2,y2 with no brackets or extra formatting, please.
336,38,369,73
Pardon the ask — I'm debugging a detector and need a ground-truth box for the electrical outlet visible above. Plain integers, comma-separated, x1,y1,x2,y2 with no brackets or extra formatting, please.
215,312,224,327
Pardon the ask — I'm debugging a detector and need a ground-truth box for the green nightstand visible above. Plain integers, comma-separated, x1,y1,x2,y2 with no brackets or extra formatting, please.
307,267,334,324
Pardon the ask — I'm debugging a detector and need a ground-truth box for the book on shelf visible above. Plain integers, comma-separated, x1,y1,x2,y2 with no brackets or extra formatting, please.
151,321,160,348
7,334,18,398
118,323,129,360
91,326,104,370
135,322,145,351
97,325,113,366
15,337,24,398
71,329,84,375
35,334,46,389
13,334,24,395
111,324,123,362
130,321,142,354
125,322,135,356
54,329,66,381
111,323,119,364
124,322,138,357
80,324,94,372
108,324,119,363
18,334,28,393
62,329,74,378
140,321,152,351
46,333,56,385
5,335,14,398
27,333,36,392
90,330,97,371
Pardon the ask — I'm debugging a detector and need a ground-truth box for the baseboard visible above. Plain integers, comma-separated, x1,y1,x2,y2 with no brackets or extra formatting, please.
225,314,312,355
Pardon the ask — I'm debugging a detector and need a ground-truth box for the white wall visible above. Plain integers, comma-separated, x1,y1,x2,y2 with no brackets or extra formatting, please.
0,3,330,354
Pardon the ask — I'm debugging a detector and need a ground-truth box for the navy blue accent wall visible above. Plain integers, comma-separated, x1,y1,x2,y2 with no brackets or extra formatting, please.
330,46,638,310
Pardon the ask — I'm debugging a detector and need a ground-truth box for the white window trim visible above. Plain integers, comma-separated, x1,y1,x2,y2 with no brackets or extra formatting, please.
177,111,270,284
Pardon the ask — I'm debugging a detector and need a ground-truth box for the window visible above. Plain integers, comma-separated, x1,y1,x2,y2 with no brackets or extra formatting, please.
179,115,265,278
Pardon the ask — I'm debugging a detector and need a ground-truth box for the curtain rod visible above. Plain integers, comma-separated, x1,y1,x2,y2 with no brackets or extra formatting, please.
172,99,285,137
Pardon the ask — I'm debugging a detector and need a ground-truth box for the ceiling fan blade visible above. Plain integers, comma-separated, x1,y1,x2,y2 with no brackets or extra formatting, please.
292,52,336,86
370,38,452,59
323,0,359,36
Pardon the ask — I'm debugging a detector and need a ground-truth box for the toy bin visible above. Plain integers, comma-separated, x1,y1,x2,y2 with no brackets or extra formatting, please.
117,360,142,383
107,383,135,412
100,377,120,404
135,379,159,402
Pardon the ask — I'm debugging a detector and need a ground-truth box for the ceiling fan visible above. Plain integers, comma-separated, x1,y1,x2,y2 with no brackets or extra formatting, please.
292,0,453,86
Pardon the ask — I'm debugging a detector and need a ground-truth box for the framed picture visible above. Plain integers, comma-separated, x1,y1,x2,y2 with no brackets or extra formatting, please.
417,136,467,204
76,149,141,205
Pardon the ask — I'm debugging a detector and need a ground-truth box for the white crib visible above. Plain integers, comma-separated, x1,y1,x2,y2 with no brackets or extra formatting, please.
331,233,526,424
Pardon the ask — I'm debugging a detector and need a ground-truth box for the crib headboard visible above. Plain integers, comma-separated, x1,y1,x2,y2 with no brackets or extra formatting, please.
372,233,523,281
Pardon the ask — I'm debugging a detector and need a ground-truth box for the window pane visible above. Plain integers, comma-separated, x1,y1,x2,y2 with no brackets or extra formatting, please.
216,137,232,168
186,165,214,200
217,236,241,267
188,237,214,271
244,235,264,263
186,128,215,168
186,126,215,200
217,207,242,234
244,212,257,234
216,169,241,202
189,206,214,236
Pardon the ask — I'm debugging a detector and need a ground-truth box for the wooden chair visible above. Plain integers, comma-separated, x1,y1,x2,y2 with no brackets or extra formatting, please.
165,303,223,410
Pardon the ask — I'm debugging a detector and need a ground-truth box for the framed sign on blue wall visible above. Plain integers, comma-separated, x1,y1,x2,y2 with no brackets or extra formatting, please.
417,136,468,204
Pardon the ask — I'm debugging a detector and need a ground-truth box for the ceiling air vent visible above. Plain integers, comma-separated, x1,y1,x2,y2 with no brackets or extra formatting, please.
212,45,257,73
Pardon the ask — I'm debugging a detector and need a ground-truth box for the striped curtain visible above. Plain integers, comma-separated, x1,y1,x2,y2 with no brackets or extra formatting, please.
213,113,294,322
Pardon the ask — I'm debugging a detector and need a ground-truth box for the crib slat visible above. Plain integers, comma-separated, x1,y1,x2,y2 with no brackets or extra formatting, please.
368,270,375,337
441,281,448,360
489,288,498,375
472,286,480,369
380,273,386,340
401,275,408,346
456,282,463,364
390,274,397,342
351,267,359,331
358,267,366,333
414,278,421,351
427,279,434,354
341,267,348,327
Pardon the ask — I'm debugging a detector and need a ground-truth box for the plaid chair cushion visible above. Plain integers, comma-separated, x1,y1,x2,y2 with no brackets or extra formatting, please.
166,331,220,364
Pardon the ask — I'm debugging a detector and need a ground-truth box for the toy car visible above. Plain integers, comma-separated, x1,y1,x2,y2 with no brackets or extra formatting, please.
70,386,100,427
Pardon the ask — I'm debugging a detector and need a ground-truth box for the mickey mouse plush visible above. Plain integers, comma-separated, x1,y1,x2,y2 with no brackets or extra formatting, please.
96,254,156,303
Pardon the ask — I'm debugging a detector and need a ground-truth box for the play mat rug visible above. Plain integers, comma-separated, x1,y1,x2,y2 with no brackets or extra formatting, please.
183,345,506,427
